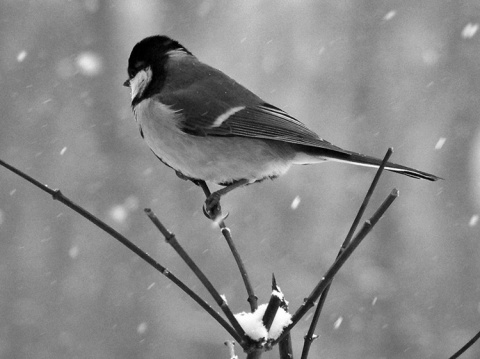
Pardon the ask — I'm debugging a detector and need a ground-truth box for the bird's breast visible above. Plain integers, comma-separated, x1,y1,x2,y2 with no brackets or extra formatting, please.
133,98,295,184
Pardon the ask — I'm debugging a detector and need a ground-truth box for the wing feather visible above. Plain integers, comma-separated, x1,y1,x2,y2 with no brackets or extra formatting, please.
157,89,347,154
201,104,348,153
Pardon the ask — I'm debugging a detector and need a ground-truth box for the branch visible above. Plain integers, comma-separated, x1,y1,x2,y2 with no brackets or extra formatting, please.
0,158,245,346
273,275,294,359
343,148,393,247
272,188,399,346
301,148,393,359
279,334,294,359
245,350,263,359
448,328,480,359
144,208,247,343
262,274,281,332
224,340,239,359
198,181,258,311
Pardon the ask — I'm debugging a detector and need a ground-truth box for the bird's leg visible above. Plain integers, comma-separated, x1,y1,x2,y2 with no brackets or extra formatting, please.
175,172,219,218
175,170,193,182
175,171,248,220
175,171,207,191
204,179,250,218
176,177,221,219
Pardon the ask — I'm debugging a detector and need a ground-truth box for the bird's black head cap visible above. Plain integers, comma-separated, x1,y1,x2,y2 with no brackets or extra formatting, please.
126,35,192,80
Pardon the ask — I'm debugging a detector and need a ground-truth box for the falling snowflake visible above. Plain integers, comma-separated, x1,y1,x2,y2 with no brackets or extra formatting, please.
137,322,148,334
17,50,27,62
435,137,446,150
69,246,79,259
291,195,301,210
333,316,343,330
76,51,103,77
462,23,479,39
383,10,396,21
110,205,128,223
469,215,479,227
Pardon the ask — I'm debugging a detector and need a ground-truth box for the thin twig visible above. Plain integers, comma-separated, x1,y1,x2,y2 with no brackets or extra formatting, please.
224,340,239,359
199,181,258,311
279,335,294,359
145,208,247,341
273,275,294,359
262,274,281,332
343,148,393,247
221,225,258,311
246,350,263,359
301,148,393,359
0,158,245,346
448,328,480,359
272,189,399,346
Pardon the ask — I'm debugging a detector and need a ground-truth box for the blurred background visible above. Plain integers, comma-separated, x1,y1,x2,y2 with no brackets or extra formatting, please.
0,0,479,358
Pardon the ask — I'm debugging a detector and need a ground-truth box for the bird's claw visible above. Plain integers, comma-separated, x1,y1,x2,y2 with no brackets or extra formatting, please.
203,192,223,220
203,206,229,223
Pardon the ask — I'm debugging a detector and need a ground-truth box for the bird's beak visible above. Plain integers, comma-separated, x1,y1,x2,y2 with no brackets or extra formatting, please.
123,79,130,87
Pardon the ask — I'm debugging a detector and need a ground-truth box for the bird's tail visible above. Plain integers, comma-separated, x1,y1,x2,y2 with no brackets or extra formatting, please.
326,150,441,181
294,146,441,181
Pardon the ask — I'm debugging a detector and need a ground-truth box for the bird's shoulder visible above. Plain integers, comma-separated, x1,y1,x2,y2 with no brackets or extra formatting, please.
153,55,346,152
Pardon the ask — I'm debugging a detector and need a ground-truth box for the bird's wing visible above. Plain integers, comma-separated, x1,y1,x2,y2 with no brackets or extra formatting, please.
156,88,348,154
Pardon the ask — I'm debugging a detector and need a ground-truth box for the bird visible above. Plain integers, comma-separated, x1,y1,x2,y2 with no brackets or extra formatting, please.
124,35,440,218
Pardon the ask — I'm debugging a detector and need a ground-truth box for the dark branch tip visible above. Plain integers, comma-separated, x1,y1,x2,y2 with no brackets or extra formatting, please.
52,189,63,201
164,231,175,242
303,334,319,342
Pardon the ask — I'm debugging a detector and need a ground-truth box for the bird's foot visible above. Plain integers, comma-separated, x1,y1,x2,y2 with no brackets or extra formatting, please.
203,193,229,222
203,192,222,220
201,179,249,221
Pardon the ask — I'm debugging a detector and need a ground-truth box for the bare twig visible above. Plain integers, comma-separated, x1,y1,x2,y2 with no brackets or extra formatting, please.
221,226,258,312
246,350,263,359
198,181,258,311
246,350,264,359
262,274,281,332
301,148,393,359
343,148,393,247
145,208,247,343
273,275,294,359
279,335,294,359
224,340,239,359
0,158,246,345
448,328,480,359
272,189,399,346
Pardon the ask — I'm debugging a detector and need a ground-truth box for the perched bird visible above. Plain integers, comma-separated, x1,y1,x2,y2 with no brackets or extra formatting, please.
124,35,440,217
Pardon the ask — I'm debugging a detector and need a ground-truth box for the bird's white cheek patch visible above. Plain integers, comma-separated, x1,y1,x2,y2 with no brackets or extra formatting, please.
211,106,245,127
130,67,152,100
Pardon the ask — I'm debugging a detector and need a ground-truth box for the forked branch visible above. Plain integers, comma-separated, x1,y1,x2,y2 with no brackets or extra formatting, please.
145,208,247,341
301,148,393,359
0,158,245,346
272,188,399,347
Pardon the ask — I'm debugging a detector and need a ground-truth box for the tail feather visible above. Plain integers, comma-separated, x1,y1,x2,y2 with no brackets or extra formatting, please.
327,150,441,181
293,145,442,181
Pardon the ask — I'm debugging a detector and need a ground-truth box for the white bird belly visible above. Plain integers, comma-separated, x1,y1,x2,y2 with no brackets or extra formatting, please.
134,99,294,184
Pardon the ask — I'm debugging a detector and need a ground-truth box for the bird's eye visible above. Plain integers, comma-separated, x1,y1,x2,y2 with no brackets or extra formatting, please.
134,61,146,71
128,61,146,79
